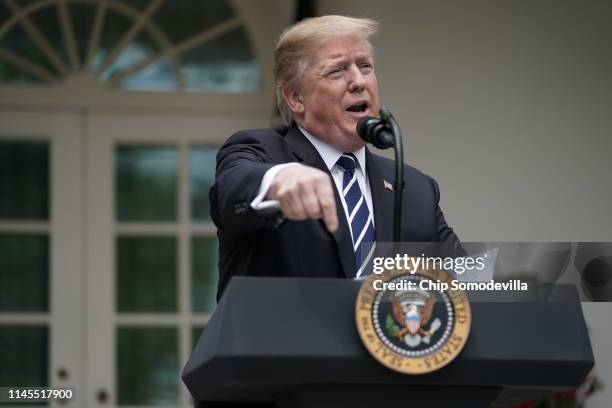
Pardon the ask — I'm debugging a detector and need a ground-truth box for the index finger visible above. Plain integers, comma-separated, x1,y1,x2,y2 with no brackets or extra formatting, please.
316,180,338,233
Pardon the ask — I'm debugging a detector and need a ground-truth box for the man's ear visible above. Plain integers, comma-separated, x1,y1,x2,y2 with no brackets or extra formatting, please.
283,87,305,116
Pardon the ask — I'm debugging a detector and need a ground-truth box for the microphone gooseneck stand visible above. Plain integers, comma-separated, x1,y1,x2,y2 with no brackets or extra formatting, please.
357,108,405,243
380,108,404,243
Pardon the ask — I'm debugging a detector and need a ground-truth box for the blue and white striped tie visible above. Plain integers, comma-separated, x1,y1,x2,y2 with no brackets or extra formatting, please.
336,154,375,277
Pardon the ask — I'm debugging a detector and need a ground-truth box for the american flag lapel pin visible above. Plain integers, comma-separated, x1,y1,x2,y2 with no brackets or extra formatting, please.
383,180,394,191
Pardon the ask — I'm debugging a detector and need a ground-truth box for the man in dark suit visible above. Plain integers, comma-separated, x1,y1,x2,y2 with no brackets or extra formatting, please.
211,16,458,299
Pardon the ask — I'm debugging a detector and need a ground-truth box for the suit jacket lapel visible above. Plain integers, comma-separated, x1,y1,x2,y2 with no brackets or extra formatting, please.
284,125,356,277
366,149,394,243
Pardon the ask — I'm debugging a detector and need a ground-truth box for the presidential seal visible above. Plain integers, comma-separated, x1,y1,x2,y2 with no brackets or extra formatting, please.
355,267,471,374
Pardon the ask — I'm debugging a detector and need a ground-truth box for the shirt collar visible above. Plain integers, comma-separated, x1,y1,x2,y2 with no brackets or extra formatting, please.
298,124,366,173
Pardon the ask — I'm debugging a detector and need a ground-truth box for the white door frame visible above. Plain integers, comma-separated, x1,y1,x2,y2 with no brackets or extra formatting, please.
84,112,266,407
0,110,83,408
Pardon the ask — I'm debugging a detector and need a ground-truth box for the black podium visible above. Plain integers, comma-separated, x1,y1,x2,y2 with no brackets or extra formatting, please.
183,277,594,408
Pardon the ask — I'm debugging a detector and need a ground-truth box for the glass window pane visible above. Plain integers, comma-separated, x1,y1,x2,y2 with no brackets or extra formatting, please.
118,58,176,91
152,0,235,44
0,25,59,77
0,2,9,24
191,237,218,313
101,32,159,81
117,236,177,312
0,234,48,312
190,146,217,222
89,10,132,73
191,326,205,350
115,146,177,222
69,3,98,62
0,141,49,220
13,0,35,6
0,59,45,84
180,27,261,92
117,327,178,406
29,4,70,67
0,325,48,387
121,0,150,11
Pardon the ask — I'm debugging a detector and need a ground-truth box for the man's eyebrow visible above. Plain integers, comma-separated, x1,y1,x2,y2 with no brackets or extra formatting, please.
321,55,348,65
315,56,346,71
316,53,373,70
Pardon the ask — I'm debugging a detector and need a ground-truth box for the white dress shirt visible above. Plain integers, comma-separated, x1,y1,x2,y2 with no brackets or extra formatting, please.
251,125,374,237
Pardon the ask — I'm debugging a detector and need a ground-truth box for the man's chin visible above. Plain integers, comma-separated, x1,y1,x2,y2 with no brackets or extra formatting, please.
339,132,366,152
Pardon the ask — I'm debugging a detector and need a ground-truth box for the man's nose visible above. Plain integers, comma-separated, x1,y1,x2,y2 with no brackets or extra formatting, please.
347,65,366,93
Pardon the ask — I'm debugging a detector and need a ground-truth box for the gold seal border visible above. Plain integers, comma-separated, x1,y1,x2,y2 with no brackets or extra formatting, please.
355,267,472,375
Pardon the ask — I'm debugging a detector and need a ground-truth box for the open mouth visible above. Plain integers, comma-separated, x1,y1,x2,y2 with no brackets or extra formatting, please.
346,102,368,113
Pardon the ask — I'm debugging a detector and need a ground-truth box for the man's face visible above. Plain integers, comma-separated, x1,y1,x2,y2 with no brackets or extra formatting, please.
290,36,380,152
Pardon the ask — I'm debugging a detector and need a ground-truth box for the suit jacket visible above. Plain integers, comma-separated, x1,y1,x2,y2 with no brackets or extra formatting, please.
210,125,459,299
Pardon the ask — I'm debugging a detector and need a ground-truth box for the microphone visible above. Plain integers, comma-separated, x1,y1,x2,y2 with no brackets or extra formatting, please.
581,256,612,301
356,108,405,242
356,116,395,149
574,243,612,301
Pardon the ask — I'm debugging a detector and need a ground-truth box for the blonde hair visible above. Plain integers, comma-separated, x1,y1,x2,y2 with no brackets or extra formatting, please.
274,15,379,125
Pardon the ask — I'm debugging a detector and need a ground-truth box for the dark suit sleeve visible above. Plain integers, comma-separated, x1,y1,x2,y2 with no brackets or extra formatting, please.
429,176,460,243
210,131,284,233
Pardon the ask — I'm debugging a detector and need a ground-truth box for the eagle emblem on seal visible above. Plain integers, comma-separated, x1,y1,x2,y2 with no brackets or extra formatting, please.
388,289,442,348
